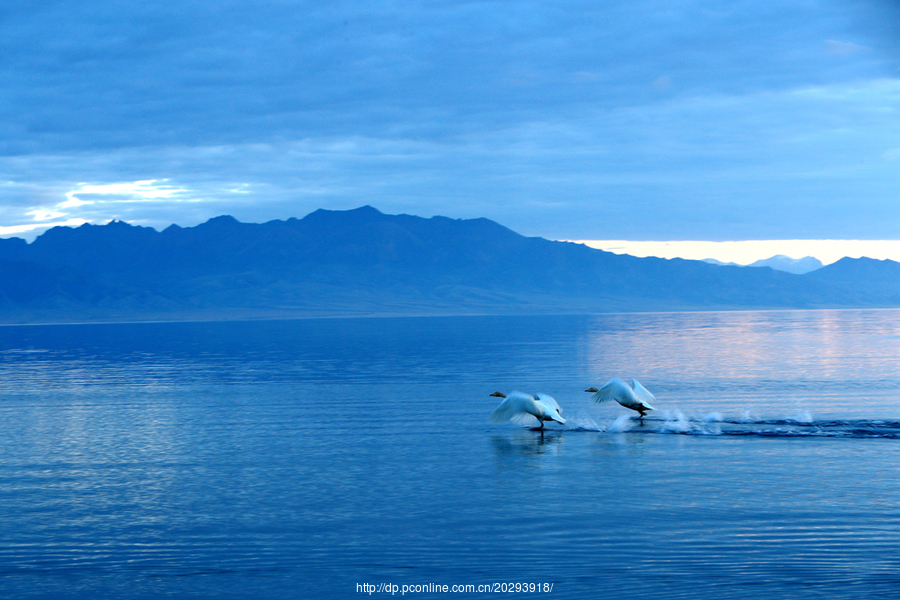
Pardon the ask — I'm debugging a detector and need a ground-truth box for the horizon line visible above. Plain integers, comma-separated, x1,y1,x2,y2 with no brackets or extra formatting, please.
2,218,898,268
565,239,900,266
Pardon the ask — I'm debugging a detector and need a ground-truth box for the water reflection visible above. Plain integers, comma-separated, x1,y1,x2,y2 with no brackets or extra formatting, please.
490,431,564,461
580,309,900,419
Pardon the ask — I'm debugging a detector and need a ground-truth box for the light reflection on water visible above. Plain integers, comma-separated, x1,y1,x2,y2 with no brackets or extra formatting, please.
0,309,898,599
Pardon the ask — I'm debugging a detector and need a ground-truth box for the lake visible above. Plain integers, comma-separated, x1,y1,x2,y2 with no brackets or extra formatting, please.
1,309,899,599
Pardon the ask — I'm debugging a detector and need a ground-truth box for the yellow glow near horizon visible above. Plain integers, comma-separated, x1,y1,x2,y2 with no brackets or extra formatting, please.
0,218,90,237
65,179,188,204
566,239,900,266
0,179,194,240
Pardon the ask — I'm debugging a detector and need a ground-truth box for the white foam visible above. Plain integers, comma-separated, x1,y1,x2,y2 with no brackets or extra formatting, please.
606,415,634,433
563,414,604,432
703,412,723,423
739,409,759,423
659,410,692,433
786,410,813,424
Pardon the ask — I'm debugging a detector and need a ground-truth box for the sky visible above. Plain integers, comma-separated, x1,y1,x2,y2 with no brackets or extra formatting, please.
1,1,899,263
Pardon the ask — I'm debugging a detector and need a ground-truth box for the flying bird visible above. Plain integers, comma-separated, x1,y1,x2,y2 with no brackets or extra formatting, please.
489,391,566,429
585,378,656,418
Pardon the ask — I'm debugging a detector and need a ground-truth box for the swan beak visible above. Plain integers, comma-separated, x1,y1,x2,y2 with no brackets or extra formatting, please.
585,387,598,393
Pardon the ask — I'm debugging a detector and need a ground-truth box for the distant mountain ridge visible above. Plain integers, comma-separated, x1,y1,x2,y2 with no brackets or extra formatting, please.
748,255,823,274
0,206,897,323
703,255,823,274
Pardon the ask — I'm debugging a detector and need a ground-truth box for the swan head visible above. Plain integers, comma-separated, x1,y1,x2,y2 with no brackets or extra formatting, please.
490,391,507,398
584,387,599,393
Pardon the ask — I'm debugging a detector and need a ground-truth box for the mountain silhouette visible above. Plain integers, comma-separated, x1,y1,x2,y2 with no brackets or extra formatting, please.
0,206,897,322
748,255,823,274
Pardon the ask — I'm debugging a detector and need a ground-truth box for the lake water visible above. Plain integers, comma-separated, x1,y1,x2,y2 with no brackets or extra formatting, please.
1,309,899,599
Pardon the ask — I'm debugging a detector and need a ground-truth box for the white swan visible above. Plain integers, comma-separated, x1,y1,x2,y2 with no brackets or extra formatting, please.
489,391,566,429
585,378,656,418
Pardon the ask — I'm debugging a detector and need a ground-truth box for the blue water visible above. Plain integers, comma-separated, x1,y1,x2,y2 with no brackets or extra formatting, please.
1,310,899,599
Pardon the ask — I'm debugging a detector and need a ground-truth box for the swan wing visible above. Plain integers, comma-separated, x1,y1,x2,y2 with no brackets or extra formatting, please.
510,412,541,426
589,378,631,404
535,393,560,413
535,393,566,423
631,379,656,408
490,391,539,423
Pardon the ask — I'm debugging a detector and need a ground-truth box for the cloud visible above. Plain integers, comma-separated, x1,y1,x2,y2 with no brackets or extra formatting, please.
825,39,870,56
64,180,189,205
1,1,899,244
882,148,900,161
650,75,672,91
0,218,89,237
2,75,899,241
27,208,67,221
2,0,889,154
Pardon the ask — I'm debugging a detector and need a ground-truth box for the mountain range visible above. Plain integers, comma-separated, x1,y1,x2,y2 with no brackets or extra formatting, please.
704,255,824,274
0,205,898,323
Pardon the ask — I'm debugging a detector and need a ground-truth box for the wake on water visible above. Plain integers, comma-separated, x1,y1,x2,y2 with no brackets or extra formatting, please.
555,410,900,439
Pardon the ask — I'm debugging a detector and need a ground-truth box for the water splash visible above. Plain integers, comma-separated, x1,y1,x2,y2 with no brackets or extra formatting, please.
739,409,759,423
562,414,604,432
658,410,692,434
606,415,634,433
786,410,813,424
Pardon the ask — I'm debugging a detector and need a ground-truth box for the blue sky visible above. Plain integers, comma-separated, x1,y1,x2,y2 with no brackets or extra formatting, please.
2,1,898,258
